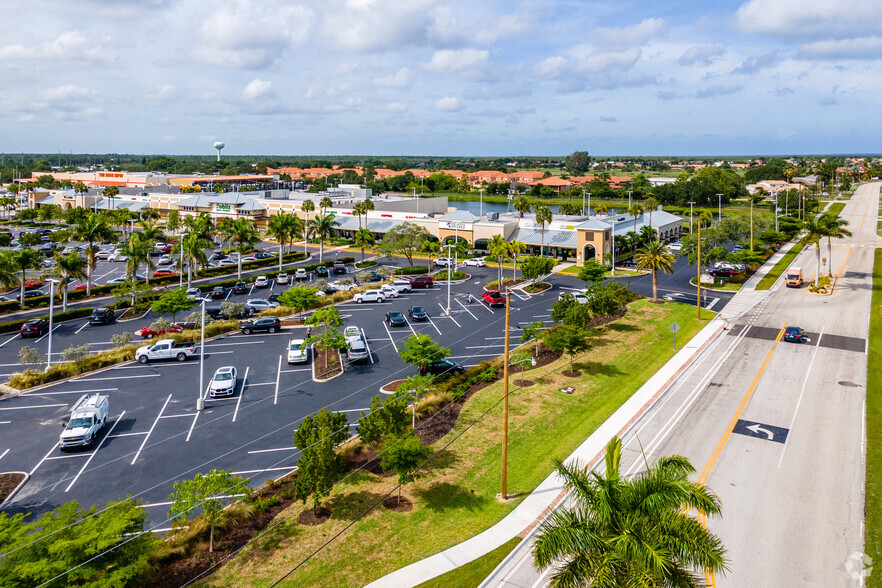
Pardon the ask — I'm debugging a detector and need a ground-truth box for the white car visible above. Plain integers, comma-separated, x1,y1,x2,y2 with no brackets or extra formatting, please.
209,366,237,398
108,251,129,262
295,268,308,280
433,257,454,267
95,249,112,261
245,298,280,311
343,326,361,341
329,280,356,291
558,290,590,304
287,339,308,364
392,280,412,293
379,284,399,298
158,254,171,266
277,273,290,285
185,287,201,300
464,257,486,267
353,289,385,303
241,256,257,263
254,275,269,288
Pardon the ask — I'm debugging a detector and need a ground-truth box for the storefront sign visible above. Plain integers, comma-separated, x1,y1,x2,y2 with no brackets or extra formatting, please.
216,204,231,212
440,221,470,230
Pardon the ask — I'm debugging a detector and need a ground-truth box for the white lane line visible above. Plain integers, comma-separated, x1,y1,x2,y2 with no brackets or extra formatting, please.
248,447,296,454
44,454,90,461
706,297,720,311
34,325,61,344
107,431,148,438
340,408,369,413
438,303,462,327
231,466,296,475
0,421,11,424
0,448,9,461
161,413,197,419
424,314,443,336
224,288,232,301
66,410,125,492
405,319,418,337
74,322,90,335
280,368,311,373
132,394,171,465
0,334,20,348
186,404,200,442
778,326,825,469
383,321,397,351
113,363,196,370
74,374,161,382
274,356,282,405
29,443,60,476
204,341,265,348
450,353,500,358
246,382,276,386
249,283,255,296
465,344,506,349
36,388,118,396
362,328,375,364
234,366,248,422
0,403,68,411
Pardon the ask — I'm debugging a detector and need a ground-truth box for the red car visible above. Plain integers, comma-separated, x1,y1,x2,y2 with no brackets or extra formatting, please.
74,282,100,291
153,270,178,278
23,280,43,290
482,290,506,307
408,276,434,288
138,324,185,339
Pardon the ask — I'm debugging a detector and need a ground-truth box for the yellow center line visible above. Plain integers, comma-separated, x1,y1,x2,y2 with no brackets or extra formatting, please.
859,203,869,232
829,246,853,296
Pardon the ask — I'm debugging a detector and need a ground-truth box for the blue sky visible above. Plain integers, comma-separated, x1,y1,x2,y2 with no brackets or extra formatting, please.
1,0,879,157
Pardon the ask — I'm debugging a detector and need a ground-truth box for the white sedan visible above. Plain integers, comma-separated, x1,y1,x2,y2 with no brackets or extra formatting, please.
108,251,129,262
209,366,237,398
287,339,309,364
463,257,486,267
245,298,280,311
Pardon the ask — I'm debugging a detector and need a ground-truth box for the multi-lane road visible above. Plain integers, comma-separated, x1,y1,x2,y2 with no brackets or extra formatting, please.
488,183,877,587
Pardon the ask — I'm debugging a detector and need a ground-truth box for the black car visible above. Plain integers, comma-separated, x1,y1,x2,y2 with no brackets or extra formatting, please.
16,290,46,301
365,272,383,282
268,293,281,303
419,359,465,378
240,317,281,335
20,318,49,338
385,311,406,327
89,307,115,325
210,251,226,261
314,266,330,277
233,281,248,294
254,252,273,260
204,307,224,320
408,306,428,321
783,326,808,343
209,286,226,299
333,262,347,274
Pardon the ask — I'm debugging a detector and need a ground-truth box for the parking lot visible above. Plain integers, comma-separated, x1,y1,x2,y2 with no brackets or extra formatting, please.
0,247,732,528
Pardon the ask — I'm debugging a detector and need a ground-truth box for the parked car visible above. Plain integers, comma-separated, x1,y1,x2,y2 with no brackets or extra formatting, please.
158,254,171,266
138,324,185,339
409,276,434,288
268,293,281,303
287,339,309,364
433,257,454,268
23,279,42,290
108,251,129,262
709,267,738,278
379,284,400,298
333,261,347,274
482,290,506,307
58,394,109,449
408,306,428,321
152,270,177,278
185,287,201,299
385,311,406,327
345,329,370,363
353,289,385,303
254,252,273,260
277,273,290,285
209,286,226,299
364,272,384,282
20,318,49,338
314,266,330,277
17,289,46,300
419,358,465,378
295,268,308,280
240,316,281,334
210,251,226,261
232,281,247,294
558,290,589,304
463,257,486,267
783,326,809,343
89,307,115,325
209,366,238,398
95,249,112,261
343,325,361,340
74,282,99,291
255,275,269,288
245,298,280,312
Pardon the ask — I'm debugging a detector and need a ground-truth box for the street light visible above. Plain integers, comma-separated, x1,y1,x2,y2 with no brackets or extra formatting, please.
775,194,779,232
178,231,188,290
687,202,695,234
197,298,206,412
45,279,58,370
479,188,484,217
443,243,456,315
627,190,632,208
716,193,723,223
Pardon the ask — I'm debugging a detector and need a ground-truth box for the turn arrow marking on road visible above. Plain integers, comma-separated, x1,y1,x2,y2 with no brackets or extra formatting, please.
745,423,774,439
732,418,789,444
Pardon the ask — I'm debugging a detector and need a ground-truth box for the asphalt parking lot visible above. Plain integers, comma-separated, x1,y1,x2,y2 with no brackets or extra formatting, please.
0,249,732,528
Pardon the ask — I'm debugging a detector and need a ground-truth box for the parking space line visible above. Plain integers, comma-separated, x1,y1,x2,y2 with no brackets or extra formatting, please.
66,410,126,492
34,325,61,344
437,304,462,327
454,299,478,321
0,334,20,348
231,466,296,476
74,322,90,335
44,454,90,460
107,431,147,438
132,394,171,465
232,366,249,421
405,319,418,337
248,447,296,454
382,322,398,351
0,403,68,411
269,356,281,405
74,373,161,382
30,443,61,476
450,353,500,358
280,368,310,373
0,448,9,461
0,421,11,424
204,341,265,348
186,407,199,442
224,288,232,301
422,314,443,335
465,344,506,349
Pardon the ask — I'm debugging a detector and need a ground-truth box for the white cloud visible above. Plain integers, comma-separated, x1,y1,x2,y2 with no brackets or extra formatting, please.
0,30,115,67
25,84,102,119
145,84,178,104
242,79,273,100
799,36,882,59
424,49,489,73
387,102,407,112
593,18,666,50
321,0,435,52
374,68,411,88
736,0,882,37
679,45,724,66
39,85,95,103
435,96,465,112
695,85,743,99
534,56,568,79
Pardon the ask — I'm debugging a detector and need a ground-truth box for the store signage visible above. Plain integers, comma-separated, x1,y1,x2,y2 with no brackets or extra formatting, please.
216,204,231,212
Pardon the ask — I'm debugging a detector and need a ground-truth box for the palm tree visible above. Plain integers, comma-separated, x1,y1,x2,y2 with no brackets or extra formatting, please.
10,249,44,309
319,196,333,215
266,211,303,272
508,239,527,281
513,195,532,230
226,218,261,280
0,251,18,297
73,214,114,296
354,228,375,262
53,252,87,311
301,199,315,257
138,220,165,244
309,213,340,264
361,198,375,223
352,201,366,230
635,241,675,301
747,192,765,252
534,204,552,258
122,232,154,284
643,196,658,240
176,232,211,288
533,437,727,587
488,235,508,287
594,202,608,215
628,203,644,235
820,213,852,276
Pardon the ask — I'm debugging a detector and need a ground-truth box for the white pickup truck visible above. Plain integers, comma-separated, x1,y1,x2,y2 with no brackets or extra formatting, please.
135,339,198,364
59,394,109,449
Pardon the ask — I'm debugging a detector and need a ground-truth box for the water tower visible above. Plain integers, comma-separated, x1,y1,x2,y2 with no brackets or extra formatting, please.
213,141,225,162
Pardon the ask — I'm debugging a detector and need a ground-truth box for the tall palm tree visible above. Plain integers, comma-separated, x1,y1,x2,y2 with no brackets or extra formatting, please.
361,198,375,223
594,202,608,215
747,192,765,252
319,196,333,215
508,239,527,281
266,211,303,272
0,251,18,297
628,203,644,235
11,249,44,309
73,214,114,296
309,213,340,264
487,235,508,286
533,437,727,587
53,251,87,311
354,227,375,262
635,241,676,301
176,232,211,288
138,220,165,244
122,232,154,284
352,201,366,230
513,195,532,230
820,213,852,276
226,218,261,280
534,204,552,258
301,199,315,257
643,196,658,240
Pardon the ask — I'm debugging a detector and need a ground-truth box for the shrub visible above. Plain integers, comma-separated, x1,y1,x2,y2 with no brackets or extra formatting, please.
18,346,41,365
393,265,429,275
8,344,139,389
111,331,133,347
0,307,93,334
355,260,376,268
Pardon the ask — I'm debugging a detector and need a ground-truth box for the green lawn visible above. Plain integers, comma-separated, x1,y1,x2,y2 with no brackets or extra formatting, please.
826,202,846,217
198,300,712,588
556,265,643,278
755,243,804,290
866,248,882,587
414,538,521,588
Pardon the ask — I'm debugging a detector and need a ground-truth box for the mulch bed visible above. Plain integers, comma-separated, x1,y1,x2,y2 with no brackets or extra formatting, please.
298,506,331,525
0,473,25,504
523,281,551,293
562,370,582,378
382,495,413,512
314,345,342,381
513,379,534,387
381,379,406,393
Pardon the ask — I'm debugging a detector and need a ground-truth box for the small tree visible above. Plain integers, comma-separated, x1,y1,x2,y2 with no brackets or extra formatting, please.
395,374,434,428
543,325,592,371
293,409,349,514
357,391,411,445
578,259,607,285
220,301,246,319
111,331,133,347
151,287,196,323
278,285,320,318
18,346,40,365
397,333,450,368
61,343,91,363
169,469,249,553
378,222,431,267
166,209,181,232
519,255,555,283
380,434,434,506
520,321,546,357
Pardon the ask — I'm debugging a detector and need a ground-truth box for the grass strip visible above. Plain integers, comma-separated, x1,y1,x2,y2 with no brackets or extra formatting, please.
866,248,882,587
827,202,846,217
413,537,521,588
756,243,804,290
197,300,710,588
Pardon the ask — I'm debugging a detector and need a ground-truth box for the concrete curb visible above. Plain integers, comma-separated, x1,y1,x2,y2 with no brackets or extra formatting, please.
310,344,344,383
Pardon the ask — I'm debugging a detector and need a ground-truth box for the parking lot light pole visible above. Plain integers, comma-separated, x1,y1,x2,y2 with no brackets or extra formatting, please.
46,279,58,371
443,243,455,315
197,299,206,411
717,193,723,223
687,202,695,233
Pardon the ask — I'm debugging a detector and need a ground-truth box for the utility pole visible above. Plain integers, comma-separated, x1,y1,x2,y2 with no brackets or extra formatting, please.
717,193,723,223
687,202,695,234
501,290,511,500
696,220,702,320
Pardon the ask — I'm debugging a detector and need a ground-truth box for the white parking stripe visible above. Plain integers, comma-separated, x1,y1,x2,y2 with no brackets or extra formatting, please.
235,366,249,421
132,394,171,465
74,322,90,335
362,328,375,364
0,334,19,348
274,356,282,405
34,325,61,344
382,321,398,351
29,443,61,476
74,374,160,382
66,410,126,492
465,344,507,349
36,388,117,396
455,298,479,320
0,448,9,461
248,447,296,454
280,368,311,373
424,314,443,336
0,403,67,411
186,407,199,442
231,466,296,475
437,303,462,327
450,353,500,358
406,319,418,337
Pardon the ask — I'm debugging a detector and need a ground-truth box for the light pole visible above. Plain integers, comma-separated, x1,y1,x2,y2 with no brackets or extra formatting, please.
717,193,723,223
775,194,779,232
687,201,695,234
479,188,484,217
581,187,585,215
588,192,591,216
443,243,456,315
197,299,206,411
45,279,58,370
127,219,135,240
627,190,632,208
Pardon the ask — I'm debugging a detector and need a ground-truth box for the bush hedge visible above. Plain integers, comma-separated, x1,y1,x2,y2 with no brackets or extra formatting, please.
393,266,429,275
7,344,139,389
0,307,94,334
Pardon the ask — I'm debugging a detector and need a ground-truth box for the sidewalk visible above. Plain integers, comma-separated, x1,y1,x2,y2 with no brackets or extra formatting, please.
367,244,795,588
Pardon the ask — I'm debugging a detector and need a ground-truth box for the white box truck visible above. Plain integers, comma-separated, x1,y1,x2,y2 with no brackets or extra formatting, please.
59,394,109,449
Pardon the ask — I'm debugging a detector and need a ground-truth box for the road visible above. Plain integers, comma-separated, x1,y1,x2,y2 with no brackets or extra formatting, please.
486,184,876,588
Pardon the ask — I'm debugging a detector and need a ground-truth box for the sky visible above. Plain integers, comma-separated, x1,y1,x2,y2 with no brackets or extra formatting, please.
1,0,880,157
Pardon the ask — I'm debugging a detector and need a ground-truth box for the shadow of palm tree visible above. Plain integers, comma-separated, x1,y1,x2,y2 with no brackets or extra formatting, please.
413,482,487,513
